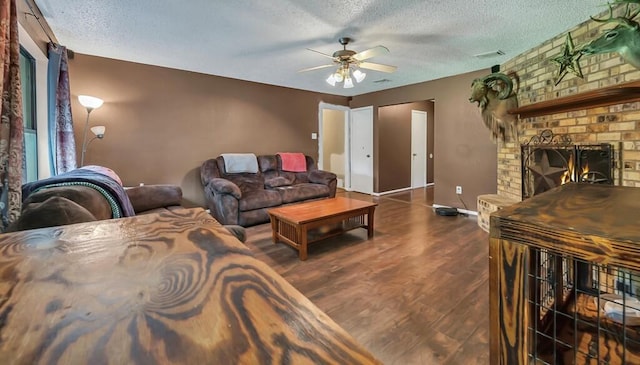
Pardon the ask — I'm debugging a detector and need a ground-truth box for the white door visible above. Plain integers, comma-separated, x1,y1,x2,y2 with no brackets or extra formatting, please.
350,106,374,194
411,110,427,188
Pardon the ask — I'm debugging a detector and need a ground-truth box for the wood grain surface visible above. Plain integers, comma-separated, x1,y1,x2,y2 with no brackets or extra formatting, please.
492,183,640,271
490,183,640,364
267,197,377,224
0,208,379,364
268,197,377,260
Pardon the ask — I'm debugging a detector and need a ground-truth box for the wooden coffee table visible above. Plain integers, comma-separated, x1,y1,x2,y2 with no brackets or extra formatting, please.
268,197,377,260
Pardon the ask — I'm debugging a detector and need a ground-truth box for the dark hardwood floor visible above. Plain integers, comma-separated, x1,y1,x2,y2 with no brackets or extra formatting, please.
244,187,489,364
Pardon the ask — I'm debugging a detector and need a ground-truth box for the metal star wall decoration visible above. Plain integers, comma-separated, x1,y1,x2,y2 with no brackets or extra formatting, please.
551,32,584,86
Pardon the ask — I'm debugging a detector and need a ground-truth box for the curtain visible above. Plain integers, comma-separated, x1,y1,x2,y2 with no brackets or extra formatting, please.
0,0,24,231
47,43,75,174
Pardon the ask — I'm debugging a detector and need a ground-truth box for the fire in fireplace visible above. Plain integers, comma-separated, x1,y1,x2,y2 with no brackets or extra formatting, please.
521,130,613,199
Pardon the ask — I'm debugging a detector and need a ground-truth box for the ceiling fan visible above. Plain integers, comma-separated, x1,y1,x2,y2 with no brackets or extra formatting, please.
299,37,397,88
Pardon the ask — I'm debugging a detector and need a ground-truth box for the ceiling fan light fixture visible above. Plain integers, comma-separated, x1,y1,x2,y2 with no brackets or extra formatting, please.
303,37,396,89
353,69,366,83
343,77,354,89
326,74,337,86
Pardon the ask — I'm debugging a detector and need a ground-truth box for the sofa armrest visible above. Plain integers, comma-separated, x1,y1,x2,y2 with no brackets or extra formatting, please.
308,170,337,186
126,184,183,214
209,178,242,199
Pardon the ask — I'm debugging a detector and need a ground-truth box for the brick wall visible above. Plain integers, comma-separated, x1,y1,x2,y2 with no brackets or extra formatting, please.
498,6,640,201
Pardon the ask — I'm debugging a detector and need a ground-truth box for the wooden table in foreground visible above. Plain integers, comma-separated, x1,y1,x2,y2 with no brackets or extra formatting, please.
0,208,380,364
268,197,377,260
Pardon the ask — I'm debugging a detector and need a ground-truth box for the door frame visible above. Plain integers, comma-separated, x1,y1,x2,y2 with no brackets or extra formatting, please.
318,102,350,189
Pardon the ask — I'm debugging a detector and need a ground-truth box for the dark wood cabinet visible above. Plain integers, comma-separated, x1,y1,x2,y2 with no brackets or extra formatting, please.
490,183,640,364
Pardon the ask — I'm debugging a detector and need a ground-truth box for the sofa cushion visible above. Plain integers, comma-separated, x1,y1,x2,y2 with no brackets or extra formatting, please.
279,171,311,185
258,155,279,180
22,185,112,221
239,189,282,211
126,184,182,213
265,176,292,188
274,183,330,204
10,196,97,231
226,174,265,195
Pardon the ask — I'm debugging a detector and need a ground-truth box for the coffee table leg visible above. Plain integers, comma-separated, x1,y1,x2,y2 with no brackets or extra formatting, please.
367,207,375,238
270,216,279,243
299,225,308,261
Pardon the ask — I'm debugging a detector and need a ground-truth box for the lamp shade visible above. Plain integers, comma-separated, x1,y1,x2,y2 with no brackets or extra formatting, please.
78,95,104,110
343,77,354,88
353,69,366,83
326,74,337,86
90,125,106,137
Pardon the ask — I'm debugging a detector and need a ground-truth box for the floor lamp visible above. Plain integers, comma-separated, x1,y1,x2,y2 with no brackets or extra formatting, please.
78,95,104,166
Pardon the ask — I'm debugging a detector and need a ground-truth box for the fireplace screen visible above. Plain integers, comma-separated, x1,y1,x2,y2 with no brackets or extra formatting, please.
521,130,613,199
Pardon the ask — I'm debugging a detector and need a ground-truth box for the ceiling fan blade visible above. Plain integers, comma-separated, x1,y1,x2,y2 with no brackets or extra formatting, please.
353,45,389,61
298,64,335,73
306,48,337,60
359,61,397,73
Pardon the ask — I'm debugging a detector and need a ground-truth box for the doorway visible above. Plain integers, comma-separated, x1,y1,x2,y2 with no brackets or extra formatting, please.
318,103,374,195
319,107,348,188
377,101,433,193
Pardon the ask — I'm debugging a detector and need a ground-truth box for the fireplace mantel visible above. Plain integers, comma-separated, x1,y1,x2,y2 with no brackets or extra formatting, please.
508,80,640,119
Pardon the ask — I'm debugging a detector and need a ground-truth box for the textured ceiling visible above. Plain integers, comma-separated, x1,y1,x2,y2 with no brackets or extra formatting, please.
34,0,606,96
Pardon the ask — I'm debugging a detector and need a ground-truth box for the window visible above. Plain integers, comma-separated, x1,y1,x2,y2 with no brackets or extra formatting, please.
20,46,37,183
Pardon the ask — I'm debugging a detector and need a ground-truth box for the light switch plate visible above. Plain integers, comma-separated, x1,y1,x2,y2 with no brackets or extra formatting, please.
311,133,317,140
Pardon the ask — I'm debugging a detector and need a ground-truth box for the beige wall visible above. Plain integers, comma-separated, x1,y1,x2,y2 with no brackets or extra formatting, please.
321,109,345,183
350,69,497,210
69,56,494,211
68,54,349,207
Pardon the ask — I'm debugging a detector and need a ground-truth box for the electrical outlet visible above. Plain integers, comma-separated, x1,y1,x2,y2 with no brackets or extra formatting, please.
456,186,462,194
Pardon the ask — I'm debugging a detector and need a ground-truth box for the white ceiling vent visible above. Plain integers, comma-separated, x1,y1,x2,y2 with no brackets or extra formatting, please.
474,50,506,59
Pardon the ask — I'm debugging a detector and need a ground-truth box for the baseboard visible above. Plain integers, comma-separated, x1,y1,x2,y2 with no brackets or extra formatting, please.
372,187,413,196
432,204,478,216
343,184,433,196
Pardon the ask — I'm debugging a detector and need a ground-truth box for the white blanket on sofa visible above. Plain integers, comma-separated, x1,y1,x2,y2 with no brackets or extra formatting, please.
221,153,259,173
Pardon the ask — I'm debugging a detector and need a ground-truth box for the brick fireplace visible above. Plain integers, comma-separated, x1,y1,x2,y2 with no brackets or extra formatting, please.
476,8,640,233
496,11,640,203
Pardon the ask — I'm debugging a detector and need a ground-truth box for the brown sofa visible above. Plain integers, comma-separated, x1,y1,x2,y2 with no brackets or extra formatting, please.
11,184,183,232
10,169,247,242
201,154,337,226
